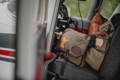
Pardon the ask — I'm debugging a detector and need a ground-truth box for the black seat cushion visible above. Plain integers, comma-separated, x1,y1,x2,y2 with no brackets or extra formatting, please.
48,58,99,80
99,26,120,80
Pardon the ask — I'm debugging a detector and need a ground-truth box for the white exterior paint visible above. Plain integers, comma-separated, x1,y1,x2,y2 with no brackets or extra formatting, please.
0,2,15,34
0,61,14,80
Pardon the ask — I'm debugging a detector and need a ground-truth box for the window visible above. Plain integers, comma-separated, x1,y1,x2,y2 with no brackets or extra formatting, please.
100,0,120,19
64,0,94,18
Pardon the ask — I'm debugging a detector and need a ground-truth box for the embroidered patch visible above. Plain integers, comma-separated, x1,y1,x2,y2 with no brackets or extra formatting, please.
96,38,104,47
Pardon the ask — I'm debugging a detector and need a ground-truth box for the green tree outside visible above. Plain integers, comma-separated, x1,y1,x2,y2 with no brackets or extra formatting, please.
64,0,120,19
64,0,93,18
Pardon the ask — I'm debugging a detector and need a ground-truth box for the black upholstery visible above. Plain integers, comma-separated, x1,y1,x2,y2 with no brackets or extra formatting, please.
99,26,120,80
52,59,99,80
47,58,99,80
111,14,120,29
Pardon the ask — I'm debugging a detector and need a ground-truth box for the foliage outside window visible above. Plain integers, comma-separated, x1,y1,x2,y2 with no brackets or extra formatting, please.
64,0,93,18
100,0,120,19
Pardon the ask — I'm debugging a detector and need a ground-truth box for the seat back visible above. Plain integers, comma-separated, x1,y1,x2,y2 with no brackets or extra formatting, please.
99,25,120,80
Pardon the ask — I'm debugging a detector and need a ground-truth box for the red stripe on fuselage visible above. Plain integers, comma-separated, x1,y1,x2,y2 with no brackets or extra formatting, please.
0,49,15,57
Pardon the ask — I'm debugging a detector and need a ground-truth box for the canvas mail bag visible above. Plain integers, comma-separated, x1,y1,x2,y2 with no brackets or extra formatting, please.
60,28,91,67
86,21,114,70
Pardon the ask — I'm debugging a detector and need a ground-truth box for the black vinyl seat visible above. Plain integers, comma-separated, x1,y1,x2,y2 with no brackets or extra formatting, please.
52,58,99,80
99,24,120,80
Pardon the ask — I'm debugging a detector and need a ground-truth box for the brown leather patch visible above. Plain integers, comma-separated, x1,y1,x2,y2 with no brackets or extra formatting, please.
71,46,82,56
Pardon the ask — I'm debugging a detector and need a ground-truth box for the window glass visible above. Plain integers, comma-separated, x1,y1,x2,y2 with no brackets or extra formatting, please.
64,0,94,18
100,0,120,19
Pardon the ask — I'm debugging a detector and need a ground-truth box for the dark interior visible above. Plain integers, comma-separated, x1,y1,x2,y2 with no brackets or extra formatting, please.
45,0,120,80
46,15,120,80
